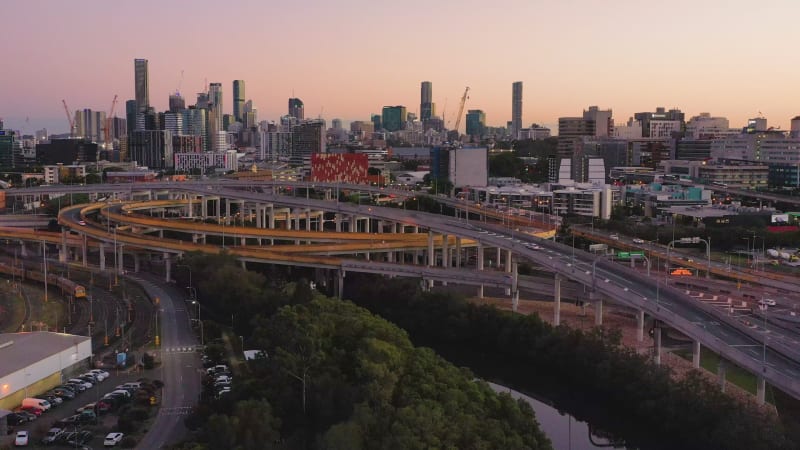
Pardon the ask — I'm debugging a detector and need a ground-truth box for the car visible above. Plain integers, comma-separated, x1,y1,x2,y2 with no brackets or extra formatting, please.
15,430,29,446
41,427,64,446
19,406,43,417
56,415,81,427
14,411,36,422
75,402,97,414
69,379,93,389
633,238,645,244
65,382,86,392
104,432,124,447
90,369,110,380
78,220,87,226
6,413,29,425
41,395,63,406
53,388,76,399
759,298,778,307
78,409,98,424
79,374,99,384
610,234,619,240
65,431,93,446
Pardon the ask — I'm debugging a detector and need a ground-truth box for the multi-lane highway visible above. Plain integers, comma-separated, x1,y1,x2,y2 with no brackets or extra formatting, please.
7,181,800,400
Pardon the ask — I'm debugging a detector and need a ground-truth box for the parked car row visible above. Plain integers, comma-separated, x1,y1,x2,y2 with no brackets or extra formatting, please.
203,360,233,398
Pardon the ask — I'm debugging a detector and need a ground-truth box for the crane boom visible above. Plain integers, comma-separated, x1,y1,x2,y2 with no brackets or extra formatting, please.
62,100,76,138
103,94,119,148
452,86,470,134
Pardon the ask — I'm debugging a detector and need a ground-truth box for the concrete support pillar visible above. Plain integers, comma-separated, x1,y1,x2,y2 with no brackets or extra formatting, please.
256,204,263,228
349,215,356,233
477,244,485,299
99,243,106,271
268,206,275,230
187,196,193,218
692,341,701,368
511,261,519,311
593,293,603,326
455,237,462,268
241,237,246,246
286,211,292,230
201,197,208,218
387,251,394,263
337,270,345,299
496,247,501,269
504,249,513,295
219,199,225,223
159,229,164,238
60,228,68,263
20,242,27,257
335,214,342,232
295,210,301,231
365,252,370,261
553,274,562,326
81,234,88,267
756,376,766,405
133,254,140,273
427,231,435,267
636,310,645,342
377,220,384,233
118,245,124,274
442,234,449,286
241,260,247,270
164,252,171,283
718,360,727,392
654,326,662,365
305,209,311,232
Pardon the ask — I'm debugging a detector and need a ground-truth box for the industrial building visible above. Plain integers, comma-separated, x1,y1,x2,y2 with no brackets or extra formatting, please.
0,332,92,410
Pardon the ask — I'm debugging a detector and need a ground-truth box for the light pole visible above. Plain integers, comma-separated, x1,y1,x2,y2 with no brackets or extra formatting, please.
192,300,204,346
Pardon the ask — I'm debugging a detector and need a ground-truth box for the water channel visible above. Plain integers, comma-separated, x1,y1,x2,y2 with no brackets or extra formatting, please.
487,382,627,450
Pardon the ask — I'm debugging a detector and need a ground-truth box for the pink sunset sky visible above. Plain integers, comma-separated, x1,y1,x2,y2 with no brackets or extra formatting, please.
2,0,800,134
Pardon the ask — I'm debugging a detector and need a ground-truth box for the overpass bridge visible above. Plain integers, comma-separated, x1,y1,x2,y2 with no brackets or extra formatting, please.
5,181,800,403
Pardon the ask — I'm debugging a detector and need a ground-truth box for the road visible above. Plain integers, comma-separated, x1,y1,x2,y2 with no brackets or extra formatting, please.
129,273,201,449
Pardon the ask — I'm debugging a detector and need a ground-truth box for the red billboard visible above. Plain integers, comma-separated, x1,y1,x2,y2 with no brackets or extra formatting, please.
311,153,369,184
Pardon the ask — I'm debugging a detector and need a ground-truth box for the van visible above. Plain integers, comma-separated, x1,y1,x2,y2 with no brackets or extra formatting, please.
22,397,51,411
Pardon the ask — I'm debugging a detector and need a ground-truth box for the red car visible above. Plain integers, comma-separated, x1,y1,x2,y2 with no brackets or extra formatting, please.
19,406,43,416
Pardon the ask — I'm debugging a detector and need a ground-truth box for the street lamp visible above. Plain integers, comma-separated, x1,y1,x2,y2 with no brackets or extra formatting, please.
192,300,204,346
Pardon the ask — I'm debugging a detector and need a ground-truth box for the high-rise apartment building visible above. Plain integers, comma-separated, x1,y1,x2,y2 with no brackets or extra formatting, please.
381,106,407,132
129,129,173,169
291,120,326,161
420,81,434,121
233,80,245,122
74,109,106,143
134,59,150,113
511,81,523,138
465,110,486,137
169,93,186,112
288,98,305,120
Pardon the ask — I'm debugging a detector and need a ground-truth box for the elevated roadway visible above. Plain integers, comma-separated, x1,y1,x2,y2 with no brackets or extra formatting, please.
8,181,800,400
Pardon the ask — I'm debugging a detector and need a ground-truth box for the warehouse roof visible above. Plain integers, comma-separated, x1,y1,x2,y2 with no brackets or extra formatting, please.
0,332,90,379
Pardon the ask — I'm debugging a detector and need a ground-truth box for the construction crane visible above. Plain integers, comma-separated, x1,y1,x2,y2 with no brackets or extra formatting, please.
61,99,76,138
103,95,119,149
452,86,470,134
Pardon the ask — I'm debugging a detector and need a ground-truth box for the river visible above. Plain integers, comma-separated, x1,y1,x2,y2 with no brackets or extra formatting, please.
488,382,627,450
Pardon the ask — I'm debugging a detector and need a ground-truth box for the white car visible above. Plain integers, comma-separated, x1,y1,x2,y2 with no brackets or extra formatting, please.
15,430,28,446
633,238,645,244
89,369,109,381
69,378,92,389
759,299,777,307
104,432,124,447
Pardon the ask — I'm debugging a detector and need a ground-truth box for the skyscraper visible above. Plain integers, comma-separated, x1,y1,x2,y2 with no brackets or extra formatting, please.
381,106,407,132
134,59,150,113
208,83,223,133
169,93,186,113
288,98,304,120
420,81,434,121
233,80,245,122
466,110,486,137
512,81,523,138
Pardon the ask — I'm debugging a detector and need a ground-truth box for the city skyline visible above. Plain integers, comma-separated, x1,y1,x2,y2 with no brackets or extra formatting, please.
3,0,800,134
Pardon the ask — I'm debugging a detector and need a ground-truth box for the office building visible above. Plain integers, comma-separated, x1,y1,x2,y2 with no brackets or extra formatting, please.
74,109,106,143
511,81,523,138
233,80,245,122
36,139,98,165
633,107,684,138
129,130,173,169
685,113,731,139
134,58,149,113
243,100,257,129
465,110,486,137
382,106,407,132
169,93,186,112
291,120,326,160
125,100,137,136
0,130,15,167
420,81,434,121
289,98,304,120
371,114,382,131
746,117,768,134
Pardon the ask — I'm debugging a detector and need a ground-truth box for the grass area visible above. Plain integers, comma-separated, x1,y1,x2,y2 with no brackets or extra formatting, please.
26,284,68,332
675,347,776,404
0,280,25,332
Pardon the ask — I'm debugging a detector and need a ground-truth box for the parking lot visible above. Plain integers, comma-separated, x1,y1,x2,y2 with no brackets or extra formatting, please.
2,367,159,449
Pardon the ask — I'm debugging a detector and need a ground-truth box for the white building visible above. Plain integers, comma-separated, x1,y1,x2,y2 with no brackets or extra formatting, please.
43,164,87,185
685,113,732,139
613,119,643,139
449,147,488,188
648,120,681,139
0,332,92,410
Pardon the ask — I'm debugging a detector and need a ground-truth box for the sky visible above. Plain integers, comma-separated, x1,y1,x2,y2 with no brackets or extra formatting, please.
3,0,800,135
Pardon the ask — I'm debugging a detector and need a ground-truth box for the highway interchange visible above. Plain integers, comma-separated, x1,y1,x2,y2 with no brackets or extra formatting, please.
7,181,800,404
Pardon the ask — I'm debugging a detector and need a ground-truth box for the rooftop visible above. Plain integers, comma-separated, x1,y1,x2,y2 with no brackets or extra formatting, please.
0,332,90,378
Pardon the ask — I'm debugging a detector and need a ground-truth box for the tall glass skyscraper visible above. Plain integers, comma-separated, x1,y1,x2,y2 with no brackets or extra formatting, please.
134,59,150,113
512,81,523,138
288,98,304,120
233,80,245,122
420,81,434,121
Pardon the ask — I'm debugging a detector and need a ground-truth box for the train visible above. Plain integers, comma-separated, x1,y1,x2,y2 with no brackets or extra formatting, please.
0,261,86,299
